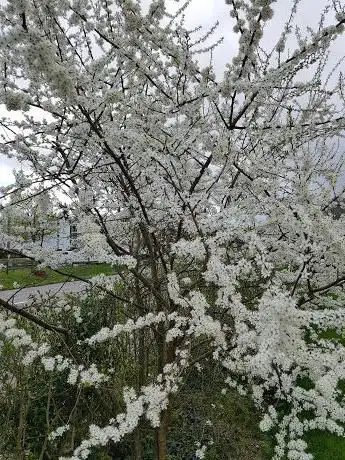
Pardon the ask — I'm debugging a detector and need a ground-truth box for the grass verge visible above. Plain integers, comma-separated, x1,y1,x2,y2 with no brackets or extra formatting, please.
304,431,345,460
0,263,114,290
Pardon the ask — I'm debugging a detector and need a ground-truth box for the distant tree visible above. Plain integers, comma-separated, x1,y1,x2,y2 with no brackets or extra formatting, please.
1,1,345,459
0,188,57,247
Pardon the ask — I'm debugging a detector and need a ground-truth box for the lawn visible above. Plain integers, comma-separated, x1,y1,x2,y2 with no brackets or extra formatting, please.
0,263,115,290
304,431,345,460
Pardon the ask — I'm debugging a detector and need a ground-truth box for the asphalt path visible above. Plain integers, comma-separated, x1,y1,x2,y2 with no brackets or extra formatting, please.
0,281,88,306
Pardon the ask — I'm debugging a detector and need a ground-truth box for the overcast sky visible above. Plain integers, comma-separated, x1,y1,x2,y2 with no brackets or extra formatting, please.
0,0,343,187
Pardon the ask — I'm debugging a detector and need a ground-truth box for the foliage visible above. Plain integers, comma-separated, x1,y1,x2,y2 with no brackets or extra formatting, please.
1,1,345,459
0,293,132,459
0,292,273,460
168,363,274,460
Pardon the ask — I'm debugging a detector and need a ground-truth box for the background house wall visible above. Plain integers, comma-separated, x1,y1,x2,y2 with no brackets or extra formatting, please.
41,218,78,251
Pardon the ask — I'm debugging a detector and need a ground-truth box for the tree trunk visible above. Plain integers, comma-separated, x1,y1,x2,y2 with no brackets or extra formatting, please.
154,332,176,460
132,328,144,460
133,427,143,460
16,379,29,459
156,409,169,460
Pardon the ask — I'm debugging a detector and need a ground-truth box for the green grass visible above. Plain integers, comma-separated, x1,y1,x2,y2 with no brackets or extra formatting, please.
305,431,345,460
0,263,115,290
296,328,345,460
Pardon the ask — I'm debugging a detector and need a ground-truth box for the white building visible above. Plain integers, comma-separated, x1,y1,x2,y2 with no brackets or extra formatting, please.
41,218,78,252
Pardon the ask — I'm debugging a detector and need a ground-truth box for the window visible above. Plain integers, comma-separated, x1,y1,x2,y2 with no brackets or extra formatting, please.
70,223,78,250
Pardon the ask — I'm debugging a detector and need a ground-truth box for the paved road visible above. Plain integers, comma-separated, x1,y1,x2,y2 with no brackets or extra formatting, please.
0,281,88,306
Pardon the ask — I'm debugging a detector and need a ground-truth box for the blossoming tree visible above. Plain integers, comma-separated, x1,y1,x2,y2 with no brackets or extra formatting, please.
0,187,58,246
1,0,345,458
